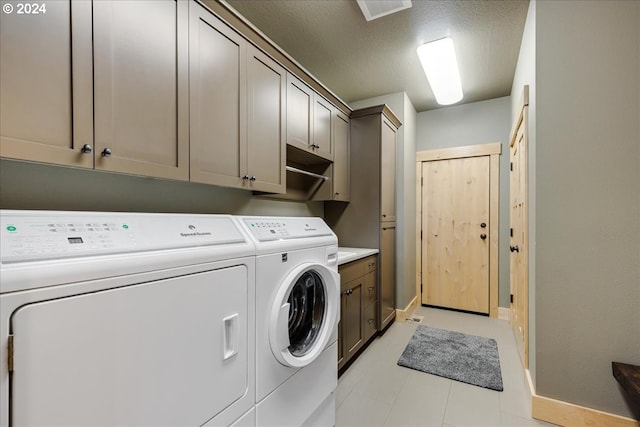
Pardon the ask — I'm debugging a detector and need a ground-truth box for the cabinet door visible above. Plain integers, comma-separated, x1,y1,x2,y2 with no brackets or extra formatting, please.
189,2,247,187
343,280,363,360
246,46,286,193
380,224,396,330
0,0,93,167
286,74,313,152
338,291,345,369
312,96,333,160
380,118,397,221
93,0,189,180
332,111,350,201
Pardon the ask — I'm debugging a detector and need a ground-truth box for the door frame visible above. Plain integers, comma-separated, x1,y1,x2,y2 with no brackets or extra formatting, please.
415,142,501,318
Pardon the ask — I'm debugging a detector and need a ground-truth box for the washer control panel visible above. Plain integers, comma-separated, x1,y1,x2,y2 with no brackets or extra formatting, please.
242,217,333,242
1,211,246,263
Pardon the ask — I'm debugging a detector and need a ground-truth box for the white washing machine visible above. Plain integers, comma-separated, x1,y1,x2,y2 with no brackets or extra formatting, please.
236,216,340,427
0,210,256,427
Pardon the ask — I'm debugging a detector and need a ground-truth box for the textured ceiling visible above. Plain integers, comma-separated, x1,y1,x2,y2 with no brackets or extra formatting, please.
224,0,529,112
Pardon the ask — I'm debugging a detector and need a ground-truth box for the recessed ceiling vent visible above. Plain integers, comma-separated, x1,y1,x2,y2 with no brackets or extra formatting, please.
356,0,412,22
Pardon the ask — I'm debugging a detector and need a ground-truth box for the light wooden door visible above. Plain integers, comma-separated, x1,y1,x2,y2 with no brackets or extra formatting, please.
510,87,529,367
421,156,490,314
93,0,189,180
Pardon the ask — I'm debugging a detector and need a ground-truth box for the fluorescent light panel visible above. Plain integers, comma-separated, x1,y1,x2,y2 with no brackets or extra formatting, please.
356,0,412,22
417,38,463,105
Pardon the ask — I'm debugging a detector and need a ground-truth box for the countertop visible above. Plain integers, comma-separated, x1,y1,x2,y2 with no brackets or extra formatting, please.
337,247,378,266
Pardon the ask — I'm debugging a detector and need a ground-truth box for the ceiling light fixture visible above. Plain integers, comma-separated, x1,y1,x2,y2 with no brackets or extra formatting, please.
356,0,412,22
417,38,463,105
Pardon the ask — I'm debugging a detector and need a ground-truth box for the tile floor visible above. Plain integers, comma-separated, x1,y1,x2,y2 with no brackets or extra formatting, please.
335,306,557,427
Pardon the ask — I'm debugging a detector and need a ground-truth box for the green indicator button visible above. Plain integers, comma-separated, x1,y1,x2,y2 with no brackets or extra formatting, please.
6,226,17,232
122,224,129,229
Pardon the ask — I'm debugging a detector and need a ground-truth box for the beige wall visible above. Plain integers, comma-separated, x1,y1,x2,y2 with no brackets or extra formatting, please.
0,159,323,217
520,0,640,418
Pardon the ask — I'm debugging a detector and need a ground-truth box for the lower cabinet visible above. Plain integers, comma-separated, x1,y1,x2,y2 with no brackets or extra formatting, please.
338,255,377,371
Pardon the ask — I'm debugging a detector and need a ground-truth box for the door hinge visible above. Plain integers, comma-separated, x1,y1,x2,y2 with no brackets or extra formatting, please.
510,294,514,304
420,230,423,240
510,162,513,171
510,228,513,237
420,283,423,293
7,334,14,372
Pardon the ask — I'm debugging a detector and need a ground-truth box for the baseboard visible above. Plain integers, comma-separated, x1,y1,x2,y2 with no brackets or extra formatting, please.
527,369,639,427
498,307,510,321
395,296,418,322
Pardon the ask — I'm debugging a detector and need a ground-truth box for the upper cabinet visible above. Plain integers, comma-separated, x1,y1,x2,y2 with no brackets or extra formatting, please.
1,0,343,197
93,0,189,180
189,3,285,193
332,111,350,202
379,116,397,221
286,74,334,161
1,0,189,180
0,0,94,168
245,46,286,193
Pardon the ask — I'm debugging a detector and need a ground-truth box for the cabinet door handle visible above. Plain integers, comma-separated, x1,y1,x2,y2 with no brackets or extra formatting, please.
249,176,256,182
242,175,249,181
101,148,112,157
368,319,375,325
80,144,92,154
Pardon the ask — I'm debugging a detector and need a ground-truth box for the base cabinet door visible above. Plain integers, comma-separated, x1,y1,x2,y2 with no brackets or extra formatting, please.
93,0,189,180
342,279,363,364
380,224,396,330
0,0,93,167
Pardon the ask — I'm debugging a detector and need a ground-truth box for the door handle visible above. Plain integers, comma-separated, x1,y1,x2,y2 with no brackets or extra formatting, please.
480,233,487,240
510,245,520,253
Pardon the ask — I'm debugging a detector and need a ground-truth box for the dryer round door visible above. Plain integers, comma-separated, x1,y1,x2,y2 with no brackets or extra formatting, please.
269,262,339,368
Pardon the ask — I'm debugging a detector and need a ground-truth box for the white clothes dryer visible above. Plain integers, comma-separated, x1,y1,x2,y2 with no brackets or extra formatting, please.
236,216,340,427
0,210,256,427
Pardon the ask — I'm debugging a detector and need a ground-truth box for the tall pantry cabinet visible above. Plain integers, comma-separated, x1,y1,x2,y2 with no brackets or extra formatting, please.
326,105,401,332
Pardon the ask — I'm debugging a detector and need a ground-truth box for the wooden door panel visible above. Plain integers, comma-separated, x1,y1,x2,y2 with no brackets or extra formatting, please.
510,109,528,367
422,156,490,313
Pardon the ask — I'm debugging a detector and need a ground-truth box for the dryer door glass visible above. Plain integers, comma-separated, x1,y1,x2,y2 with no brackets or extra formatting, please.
287,270,326,356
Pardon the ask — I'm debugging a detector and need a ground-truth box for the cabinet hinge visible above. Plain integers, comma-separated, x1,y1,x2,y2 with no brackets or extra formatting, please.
510,228,513,237
421,177,423,186
420,230,423,240
510,294,514,304
7,334,14,372
420,283,423,293
510,162,513,171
